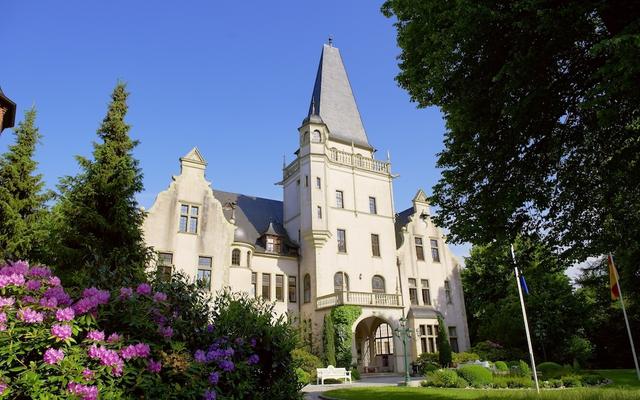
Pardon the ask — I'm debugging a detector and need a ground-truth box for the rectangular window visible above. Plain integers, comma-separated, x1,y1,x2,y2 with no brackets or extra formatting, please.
415,237,425,261
431,239,440,262
369,196,377,214
262,273,271,300
197,256,212,291
445,280,452,304
421,279,431,305
408,278,418,305
371,234,380,257
449,326,459,352
251,272,257,298
266,236,282,253
316,177,321,189
157,252,173,282
419,324,438,353
305,175,309,187
337,229,347,253
276,274,284,301
317,206,322,219
421,337,428,354
288,276,297,303
179,204,199,234
336,190,344,208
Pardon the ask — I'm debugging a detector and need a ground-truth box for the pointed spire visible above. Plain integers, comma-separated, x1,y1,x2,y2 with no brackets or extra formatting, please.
306,44,371,149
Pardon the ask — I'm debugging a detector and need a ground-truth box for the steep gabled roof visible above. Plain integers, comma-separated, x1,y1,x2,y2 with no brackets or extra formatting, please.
307,44,371,149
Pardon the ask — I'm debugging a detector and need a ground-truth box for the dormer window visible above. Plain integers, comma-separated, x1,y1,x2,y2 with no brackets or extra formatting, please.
266,236,282,253
311,130,322,143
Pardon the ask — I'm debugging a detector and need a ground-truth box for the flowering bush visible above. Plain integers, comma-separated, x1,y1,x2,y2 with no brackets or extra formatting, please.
0,261,302,399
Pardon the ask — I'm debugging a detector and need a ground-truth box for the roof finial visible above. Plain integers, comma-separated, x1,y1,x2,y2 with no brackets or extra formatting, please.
328,35,333,47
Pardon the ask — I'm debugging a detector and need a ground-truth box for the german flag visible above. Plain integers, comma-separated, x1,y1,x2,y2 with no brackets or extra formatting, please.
608,254,620,301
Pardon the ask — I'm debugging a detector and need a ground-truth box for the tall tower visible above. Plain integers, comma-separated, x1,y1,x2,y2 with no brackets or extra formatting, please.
282,43,401,352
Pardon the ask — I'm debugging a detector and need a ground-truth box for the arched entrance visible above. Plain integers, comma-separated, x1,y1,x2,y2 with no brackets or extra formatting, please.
354,316,395,373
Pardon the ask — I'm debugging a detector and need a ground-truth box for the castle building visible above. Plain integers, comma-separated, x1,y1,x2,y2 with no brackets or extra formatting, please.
143,43,470,373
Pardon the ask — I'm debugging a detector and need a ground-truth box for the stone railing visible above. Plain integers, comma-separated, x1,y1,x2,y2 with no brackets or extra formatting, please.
283,160,299,181
316,291,402,309
328,148,390,174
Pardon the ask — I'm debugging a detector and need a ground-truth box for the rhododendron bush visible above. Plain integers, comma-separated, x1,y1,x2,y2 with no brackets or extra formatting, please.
0,261,302,399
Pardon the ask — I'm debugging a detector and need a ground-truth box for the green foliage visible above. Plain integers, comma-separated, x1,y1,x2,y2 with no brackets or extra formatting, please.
462,237,587,363
537,362,565,379
456,364,492,387
0,108,51,262
562,375,584,388
350,365,360,381
490,375,533,389
292,348,322,381
567,336,593,368
437,316,452,367
422,369,465,388
330,306,361,368
208,291,303,400
510,360,532,377
494,361,508,372
452,351,479,365
295,368,311,386
323,313,336,366
51,83,150,288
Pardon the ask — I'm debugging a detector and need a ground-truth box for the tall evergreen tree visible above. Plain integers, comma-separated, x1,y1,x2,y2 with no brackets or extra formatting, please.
53,83,149,287
0,108,50,262
437,315,452,367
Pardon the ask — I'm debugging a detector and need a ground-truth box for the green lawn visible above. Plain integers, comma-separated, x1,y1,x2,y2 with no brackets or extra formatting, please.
322,370,640,400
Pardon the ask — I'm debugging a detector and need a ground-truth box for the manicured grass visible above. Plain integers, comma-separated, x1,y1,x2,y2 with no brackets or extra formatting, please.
323,370,640,400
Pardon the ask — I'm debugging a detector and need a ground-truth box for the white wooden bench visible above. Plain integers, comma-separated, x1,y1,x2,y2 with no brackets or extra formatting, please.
316,365,352,385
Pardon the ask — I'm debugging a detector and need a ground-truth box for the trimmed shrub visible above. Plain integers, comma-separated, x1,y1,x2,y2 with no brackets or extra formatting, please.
491,375,533,388
581,373,607,386
537,361,564,379
494,361,508,371
423,369,462,388
456,364,493,387
292,348,322,381
423,362,439,373
452,351,480,364
296,368,311,385
511,360,532,377
561,375,583,387
455,377,469,388
351,366,361,381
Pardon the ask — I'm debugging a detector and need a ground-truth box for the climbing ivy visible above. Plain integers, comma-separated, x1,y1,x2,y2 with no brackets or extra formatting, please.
330,305,362,368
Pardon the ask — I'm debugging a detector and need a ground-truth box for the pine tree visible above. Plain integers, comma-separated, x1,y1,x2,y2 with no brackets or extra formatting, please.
54,83,149,287
437,316,452,367
0,108,50,262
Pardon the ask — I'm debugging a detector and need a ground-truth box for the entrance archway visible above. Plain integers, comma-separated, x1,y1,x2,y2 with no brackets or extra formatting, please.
354,316,395,373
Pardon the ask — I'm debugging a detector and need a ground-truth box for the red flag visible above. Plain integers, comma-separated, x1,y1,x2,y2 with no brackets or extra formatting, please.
608,254,620,301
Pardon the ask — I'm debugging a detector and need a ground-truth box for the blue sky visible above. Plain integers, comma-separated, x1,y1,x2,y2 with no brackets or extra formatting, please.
1,1,469,257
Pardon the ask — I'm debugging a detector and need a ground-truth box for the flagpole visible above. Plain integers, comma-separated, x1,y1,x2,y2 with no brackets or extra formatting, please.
511,244,540,393
611,254,640,380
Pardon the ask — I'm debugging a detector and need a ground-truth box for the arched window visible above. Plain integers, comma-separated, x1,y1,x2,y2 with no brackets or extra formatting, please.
311,130,322,143
246,251,251,267
231,249,241,266
334,272,349,292
374,323,394,355
372,275,385,293
303,274,311,303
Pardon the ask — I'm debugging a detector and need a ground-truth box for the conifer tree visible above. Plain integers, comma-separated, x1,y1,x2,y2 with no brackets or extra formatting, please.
323,313,337,366
54,83,149,287
437,315,452,367
0,108,50,262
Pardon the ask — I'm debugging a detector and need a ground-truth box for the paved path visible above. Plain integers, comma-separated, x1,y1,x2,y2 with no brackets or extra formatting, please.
302,375,423,400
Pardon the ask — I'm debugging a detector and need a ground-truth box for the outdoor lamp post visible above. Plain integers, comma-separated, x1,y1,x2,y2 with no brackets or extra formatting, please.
394,317,412,386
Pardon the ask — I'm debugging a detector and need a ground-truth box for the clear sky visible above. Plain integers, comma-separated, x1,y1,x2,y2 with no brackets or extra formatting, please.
1,1,469,257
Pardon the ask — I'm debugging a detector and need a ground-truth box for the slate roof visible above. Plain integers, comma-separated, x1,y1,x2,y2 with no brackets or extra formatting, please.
0,86,17,132
212,190,296,253
394,206,415,249
307,44,371,149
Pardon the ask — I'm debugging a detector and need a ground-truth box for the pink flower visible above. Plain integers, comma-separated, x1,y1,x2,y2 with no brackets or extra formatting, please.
25,280,41,291
26,266,51,278
148,358,162,373
39,296,58,308
0,381,8,395
153,291,167,302
0,273,25,288
87,344,124,376
55,307,75,322
0,312,6,324
17,307,44,323
51,324,73,340
0,296,15,308
82,369,95,380
48,276,61,286
43,348,64,364
119,287,133,300
86,330,105,341
0,260,28,276
159,325,174,338
43,286,72,306
107,333,121,343
68,382,98,400
120,343,150,360
136,283,152,296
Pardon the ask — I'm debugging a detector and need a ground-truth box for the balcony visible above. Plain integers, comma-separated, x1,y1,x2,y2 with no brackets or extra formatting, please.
316,291,402,310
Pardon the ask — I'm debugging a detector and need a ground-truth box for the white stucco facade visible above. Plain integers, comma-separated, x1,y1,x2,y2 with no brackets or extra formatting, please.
142,43,470,374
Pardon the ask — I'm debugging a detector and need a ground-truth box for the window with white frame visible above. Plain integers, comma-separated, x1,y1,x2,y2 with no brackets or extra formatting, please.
288,276,297,303
371,234,380,257
336,190,344,208
179,204,199,234
262,273,271,300
276,274,284,301
317,206,322,219
337,229,347,253
316,177,321,189
333,272,349,292
369,196,377,214
374,323,394,355
445,280,452,304
415,237,425,261
231,249,241,266
251,272,257,298
303,274,311,303
157,252,173,282
408,278,418,305
449,326,459,352
372,275,385,293
197,256,212,291
431,239,441,262
421,279,431,305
